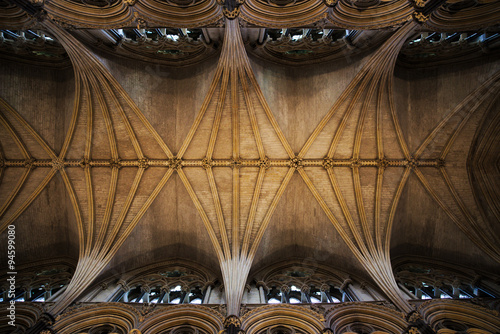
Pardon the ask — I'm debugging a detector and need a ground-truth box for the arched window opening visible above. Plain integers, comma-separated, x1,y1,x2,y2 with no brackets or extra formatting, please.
266,286,282,304
127,286,143,303
30,287,45,302
189,286,203,303
328,286,343,303
309,287,322,303
168,285,184,304
148,287,163,303
287,285,302,304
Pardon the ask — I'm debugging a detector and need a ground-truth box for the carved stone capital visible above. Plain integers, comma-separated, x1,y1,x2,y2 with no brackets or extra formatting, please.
124,0,137,5
280,284,290,293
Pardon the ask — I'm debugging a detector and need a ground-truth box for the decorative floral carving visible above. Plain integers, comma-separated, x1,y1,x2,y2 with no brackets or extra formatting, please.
413,0,428,8
224,314,242,327
408,327,422,334
124,0,136,5
323,0,337,6
413,12,429,23
407,310,423,322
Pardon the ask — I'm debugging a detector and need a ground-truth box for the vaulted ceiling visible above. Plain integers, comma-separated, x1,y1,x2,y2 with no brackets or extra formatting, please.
0,0,499,320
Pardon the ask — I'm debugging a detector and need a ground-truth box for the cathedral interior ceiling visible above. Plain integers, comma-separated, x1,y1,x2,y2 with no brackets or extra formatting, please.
0,0,499,328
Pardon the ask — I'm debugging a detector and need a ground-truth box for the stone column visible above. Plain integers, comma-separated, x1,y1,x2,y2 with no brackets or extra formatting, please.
203,284,212,304
256,281,267,303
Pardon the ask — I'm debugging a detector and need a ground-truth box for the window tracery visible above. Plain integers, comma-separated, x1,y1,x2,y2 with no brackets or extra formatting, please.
91,261,218,305
253,261,364,305
394,261,499,300
0,264,72,303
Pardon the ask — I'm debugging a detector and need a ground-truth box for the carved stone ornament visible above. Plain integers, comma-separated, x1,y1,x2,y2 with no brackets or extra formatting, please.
378,157,389,169
202,157,214,169
136,18,147,29
289,157,303,169
51,157,65,170
29,0,44,6
24,158,37,170
408,327,422,334
323,0,338,6
323,157,333,169
224,314,242,327
124,0,136,5
218,0,245,19
322,329,334,334
413,12,429,23
231,157,242,169
258,157,270,169
406,157,418,169
138,157,150,169
79,158,91,169
407,310,423,322
413,0,428,7
110,158,122,169
0,159,5,169
350,158,361,169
